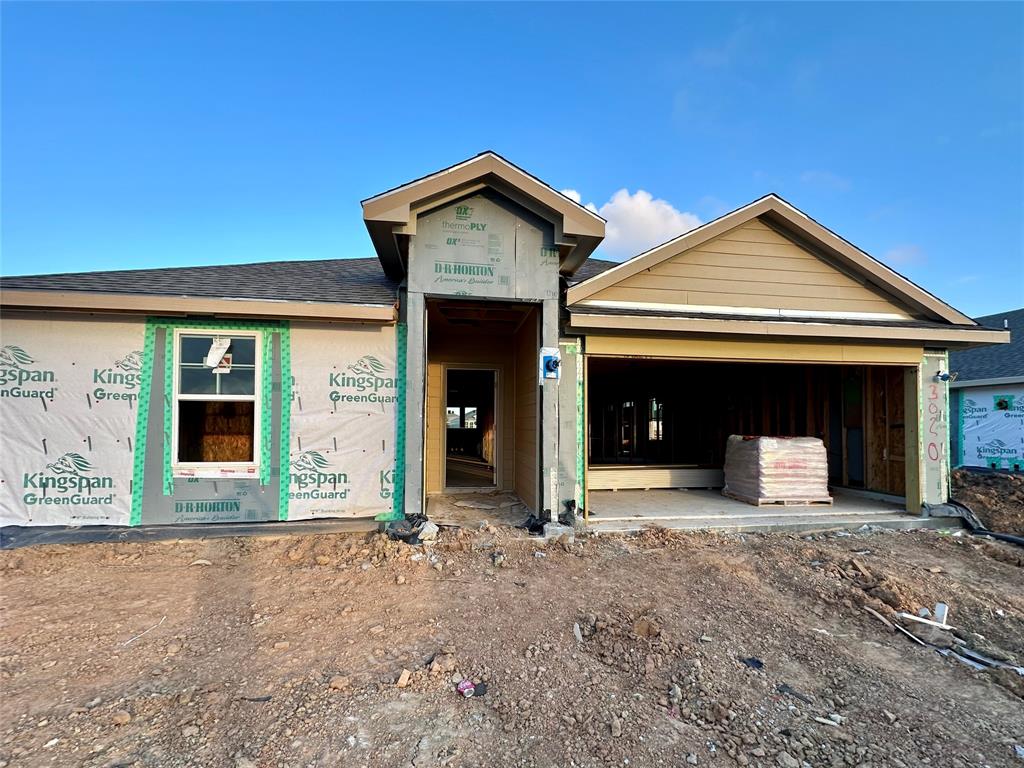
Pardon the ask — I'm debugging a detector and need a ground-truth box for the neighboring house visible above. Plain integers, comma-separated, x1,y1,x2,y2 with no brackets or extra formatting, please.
0,152,1009,530
950,308,1023,471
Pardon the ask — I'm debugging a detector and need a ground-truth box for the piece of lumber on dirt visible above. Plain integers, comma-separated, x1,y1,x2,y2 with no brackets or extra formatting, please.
863,606,895,631
897,612,954,631
850,558,873,580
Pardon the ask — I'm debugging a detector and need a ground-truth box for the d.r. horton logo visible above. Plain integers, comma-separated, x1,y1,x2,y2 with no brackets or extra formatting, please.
328,356,397,404
289,450,350,500
454,204,474,221
22,452,114,506
92,350,143,405
0,345,57,399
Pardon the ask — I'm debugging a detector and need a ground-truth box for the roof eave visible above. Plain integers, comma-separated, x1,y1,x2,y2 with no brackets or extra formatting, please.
566,194,977,328
567,310,1011,347
0,289,397,323
361,152,605,279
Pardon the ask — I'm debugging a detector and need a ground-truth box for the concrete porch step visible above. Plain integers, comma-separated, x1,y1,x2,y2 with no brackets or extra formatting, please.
585,514,965,535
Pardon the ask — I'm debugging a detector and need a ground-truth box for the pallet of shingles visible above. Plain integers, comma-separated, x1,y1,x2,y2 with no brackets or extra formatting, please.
722,435,832,507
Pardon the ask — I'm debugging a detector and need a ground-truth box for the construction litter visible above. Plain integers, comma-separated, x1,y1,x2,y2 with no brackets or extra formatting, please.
866,597,1024,676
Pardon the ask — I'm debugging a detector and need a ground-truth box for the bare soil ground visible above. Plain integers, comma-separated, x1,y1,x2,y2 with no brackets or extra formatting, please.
952,469,1024,535
1,526,1023,768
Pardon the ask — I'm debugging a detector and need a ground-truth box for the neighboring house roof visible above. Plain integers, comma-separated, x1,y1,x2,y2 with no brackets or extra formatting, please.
567,193,978,328
950,308,1024,384
361,151,606,280
0,258,399,322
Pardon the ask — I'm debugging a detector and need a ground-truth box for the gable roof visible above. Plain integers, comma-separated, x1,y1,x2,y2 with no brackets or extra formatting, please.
0,257,398,321
950,308,1024,383
567,194,976,327
567,257,618,286
362,151,606,280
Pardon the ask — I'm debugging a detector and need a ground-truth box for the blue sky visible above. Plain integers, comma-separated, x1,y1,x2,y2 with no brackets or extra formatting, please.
2,2,1022,317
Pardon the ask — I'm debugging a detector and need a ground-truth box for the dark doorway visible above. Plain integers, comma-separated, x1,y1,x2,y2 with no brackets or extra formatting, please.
445,368,497,488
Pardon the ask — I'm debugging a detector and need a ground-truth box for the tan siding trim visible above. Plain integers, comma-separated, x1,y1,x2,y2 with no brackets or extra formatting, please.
585,335,924,365
567,312,1010,345
589,286,910,315
0,289,396,322
652,262,853,284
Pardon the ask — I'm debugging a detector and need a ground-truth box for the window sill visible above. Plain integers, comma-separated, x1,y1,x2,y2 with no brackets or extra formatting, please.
173,464,260,480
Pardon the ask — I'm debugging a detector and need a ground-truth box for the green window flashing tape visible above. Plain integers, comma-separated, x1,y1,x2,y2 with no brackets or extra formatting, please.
162,329,174,496
129,318,290,525
277,326,292,521
129,322,158,526
377,322,407,523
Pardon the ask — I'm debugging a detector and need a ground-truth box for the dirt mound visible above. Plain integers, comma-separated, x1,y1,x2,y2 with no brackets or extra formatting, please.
2,527,1024,767
952,468,1024,534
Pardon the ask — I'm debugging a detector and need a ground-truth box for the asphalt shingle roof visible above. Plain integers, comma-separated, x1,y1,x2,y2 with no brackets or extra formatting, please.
2,255,619,304
950,308,1024,381
567,257,618,285
0,257,399,306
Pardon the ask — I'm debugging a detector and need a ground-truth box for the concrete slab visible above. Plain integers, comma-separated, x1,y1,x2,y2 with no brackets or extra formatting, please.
585,488,964,534
427,491,529,529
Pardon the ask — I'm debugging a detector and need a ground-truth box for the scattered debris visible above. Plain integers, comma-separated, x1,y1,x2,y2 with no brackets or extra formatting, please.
776,683,813,705
543,522,574,543
517,514,546,535
111,711,131,726
188,559,212,567
453,500,497,510
739,657,764,670
121,615,166,646
863,606,895,631
329,675,350,690
456,679,475,698
417,521,439,543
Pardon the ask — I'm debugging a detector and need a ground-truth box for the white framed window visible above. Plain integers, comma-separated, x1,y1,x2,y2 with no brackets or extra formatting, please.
171,329,262,478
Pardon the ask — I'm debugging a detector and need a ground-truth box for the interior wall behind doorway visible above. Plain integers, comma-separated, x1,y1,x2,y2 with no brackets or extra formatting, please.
445,368,497,488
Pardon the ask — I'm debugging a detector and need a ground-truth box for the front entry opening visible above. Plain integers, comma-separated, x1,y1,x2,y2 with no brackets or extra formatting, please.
445,369,497,489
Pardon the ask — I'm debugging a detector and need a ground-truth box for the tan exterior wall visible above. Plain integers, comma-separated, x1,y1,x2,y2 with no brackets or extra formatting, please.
586,335,924,365
585,219,915,318
513,309,539,510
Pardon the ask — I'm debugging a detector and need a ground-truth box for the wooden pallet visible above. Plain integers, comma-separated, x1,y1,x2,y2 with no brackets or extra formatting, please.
723,489,833,507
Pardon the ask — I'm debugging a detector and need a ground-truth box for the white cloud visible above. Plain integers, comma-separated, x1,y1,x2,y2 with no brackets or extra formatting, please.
561,188,701,259
559,188,599,214
884,244,926,266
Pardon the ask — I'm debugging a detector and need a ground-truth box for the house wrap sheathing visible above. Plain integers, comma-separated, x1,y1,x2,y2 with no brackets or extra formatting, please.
1,314,398,526
0,152,1011,530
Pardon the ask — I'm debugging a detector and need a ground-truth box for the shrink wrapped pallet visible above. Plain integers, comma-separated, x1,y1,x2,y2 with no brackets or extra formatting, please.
722,435,832,506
